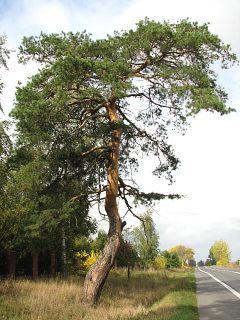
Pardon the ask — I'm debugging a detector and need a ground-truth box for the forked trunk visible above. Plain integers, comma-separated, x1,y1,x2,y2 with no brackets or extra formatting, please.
83,95,123,306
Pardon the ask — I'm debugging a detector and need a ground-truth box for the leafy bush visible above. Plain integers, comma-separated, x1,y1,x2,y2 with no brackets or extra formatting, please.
153,256,167,269
76,250,99,270
162,251,181,268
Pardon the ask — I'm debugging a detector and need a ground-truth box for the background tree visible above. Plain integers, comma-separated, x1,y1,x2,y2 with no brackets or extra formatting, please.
197,260,205,267
90,229,138,268
209,240,231,266
153,255,167,270
0,121,11,191
205,249,217,265
0,34,11,249
12,19,237,305
0,146,97,276
235,260,240,267
161,250,181,268
168,245,194,266
0,34,10,110
132,211,159,268
0,121,12,251
74,230,138,270
90,231,108,252
115,232,139,268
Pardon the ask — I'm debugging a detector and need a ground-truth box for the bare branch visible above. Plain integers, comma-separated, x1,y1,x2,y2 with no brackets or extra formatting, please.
141,92,178,110
70,187,107,201
67,97,102,106
132,58,151,74
80,146,108,157
117,105,161,150
116,105,146,137
124,93,145,98
122,90,179,110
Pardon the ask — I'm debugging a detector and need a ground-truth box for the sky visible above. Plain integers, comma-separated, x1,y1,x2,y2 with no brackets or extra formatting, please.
0,0,239,262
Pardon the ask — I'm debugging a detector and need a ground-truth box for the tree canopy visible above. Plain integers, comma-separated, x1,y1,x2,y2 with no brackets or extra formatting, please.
0,34,10,112
132,211,159,267
13,19,236,193
209,240,231,266
169,244,195,266
161,250,181,268
0,34,11,213
0,34,12,249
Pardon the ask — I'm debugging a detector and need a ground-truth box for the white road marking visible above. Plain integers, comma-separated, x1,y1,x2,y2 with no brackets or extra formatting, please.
198,267,240,300
205,266,240,275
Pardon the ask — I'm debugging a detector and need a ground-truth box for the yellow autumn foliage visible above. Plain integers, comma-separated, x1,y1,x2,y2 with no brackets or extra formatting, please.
76,250,99,270
153,256,167,270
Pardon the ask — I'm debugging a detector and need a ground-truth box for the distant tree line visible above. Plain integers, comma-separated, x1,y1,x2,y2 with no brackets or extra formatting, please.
197,239,239,267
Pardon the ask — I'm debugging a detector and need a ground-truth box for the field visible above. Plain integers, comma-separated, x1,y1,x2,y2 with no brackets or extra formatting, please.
0,268,198,320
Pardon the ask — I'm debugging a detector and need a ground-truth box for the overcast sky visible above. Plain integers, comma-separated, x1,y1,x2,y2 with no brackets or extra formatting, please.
0,0,239,262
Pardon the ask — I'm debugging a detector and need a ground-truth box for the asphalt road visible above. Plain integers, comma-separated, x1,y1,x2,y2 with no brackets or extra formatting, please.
196,266,240,320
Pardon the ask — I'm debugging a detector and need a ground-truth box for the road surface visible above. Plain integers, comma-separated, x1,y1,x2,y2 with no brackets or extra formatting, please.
196,266,240,319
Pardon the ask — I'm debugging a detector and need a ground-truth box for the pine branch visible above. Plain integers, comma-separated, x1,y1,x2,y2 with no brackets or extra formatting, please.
70,187,107,201
80,146,108,158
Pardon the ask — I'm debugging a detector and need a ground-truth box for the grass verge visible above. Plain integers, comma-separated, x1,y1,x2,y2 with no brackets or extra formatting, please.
0,268,198,320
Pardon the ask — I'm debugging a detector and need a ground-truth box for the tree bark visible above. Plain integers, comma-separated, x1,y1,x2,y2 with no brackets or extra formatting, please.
6,250,16,278
61,226,67,277
32,254,38,279
127,262,131,281
83,96,123,306
50,253,56,277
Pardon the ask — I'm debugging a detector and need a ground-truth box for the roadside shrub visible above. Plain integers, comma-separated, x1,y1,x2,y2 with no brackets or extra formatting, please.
162,251,181,268
153,256,167,269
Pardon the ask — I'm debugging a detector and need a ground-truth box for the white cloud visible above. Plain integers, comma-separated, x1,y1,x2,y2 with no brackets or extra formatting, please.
116,0,240,51
21,0,71,32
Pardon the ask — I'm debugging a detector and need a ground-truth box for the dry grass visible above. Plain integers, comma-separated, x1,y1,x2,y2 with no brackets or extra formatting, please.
0,269,198,320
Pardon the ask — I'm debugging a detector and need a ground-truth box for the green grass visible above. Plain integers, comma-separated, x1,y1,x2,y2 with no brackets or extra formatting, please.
125,269,199,320
0,268,199,320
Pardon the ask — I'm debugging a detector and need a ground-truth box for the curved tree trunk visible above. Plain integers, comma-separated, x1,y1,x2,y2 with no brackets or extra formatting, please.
83,96,123,306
